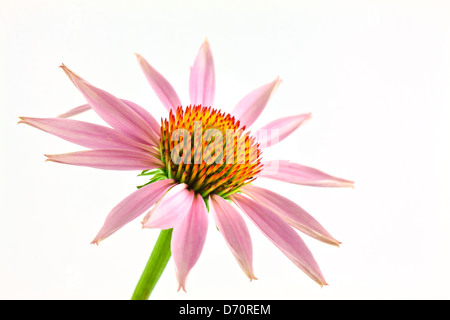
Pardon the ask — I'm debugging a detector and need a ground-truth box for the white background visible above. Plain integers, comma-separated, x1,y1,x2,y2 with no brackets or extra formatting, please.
1,0,449,300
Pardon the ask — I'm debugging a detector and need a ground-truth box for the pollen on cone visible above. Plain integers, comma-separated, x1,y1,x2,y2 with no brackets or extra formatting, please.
160,105,262,198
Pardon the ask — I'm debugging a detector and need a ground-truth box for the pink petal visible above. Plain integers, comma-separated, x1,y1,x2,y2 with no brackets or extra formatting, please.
231,77,282,128
57,104,91,118
241,185,340,246
210,195,256,280
45,149,164,170
231,193,327,287
256,113,311,149
120,99,161,145
92,179,175,244
141,183,195,229
18,117,151,152
135,53,182,112
60,64,156,146
56,100,161,142
171,194,208,292
260,160,354,188
189,39,215,107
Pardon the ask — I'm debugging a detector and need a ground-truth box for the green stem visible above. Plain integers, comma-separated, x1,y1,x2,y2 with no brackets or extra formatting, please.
131,229,173,300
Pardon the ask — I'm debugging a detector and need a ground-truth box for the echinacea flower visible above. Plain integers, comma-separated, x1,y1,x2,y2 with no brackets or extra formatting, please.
20,39,353,297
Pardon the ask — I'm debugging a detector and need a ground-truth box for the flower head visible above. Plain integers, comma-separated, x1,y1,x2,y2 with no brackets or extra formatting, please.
20,39,353,292
160,105,262,198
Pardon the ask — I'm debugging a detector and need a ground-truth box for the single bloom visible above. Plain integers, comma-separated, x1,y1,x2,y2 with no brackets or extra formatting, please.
20,39,353,291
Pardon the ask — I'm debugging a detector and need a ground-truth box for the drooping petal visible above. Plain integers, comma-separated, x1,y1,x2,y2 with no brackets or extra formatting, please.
57,104,91,118
45,149,164,171
18,117,151,152
171,194,208,292
210,195,256,280
241,185,340,246
120,99,161,144
60,64,156,146
189,39,215,107
259,160,354,188
231,77,282,128
135,53,182,112
92,179,175,244
141,183,194,229
231,193,327,287
256,113,311,149
56,100,161,142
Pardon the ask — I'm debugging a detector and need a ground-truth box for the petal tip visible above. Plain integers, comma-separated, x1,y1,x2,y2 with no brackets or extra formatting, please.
141,219,157,229
177,283,187,293
141,220,149,229
60,64,75,80
59,63,69,73
274,76,283,86
269,77,282,94
249,275,258,282
44,154,57,163
343,180,355,188
316,279,328,288
329,237,342,247
134,52,144,61
59,64,83,84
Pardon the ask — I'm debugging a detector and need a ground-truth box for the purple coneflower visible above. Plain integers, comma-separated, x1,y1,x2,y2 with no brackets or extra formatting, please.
20,40,353,297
